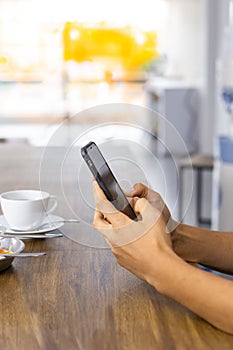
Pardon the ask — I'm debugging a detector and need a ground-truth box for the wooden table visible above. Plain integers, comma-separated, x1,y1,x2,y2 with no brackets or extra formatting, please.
0,144,233,350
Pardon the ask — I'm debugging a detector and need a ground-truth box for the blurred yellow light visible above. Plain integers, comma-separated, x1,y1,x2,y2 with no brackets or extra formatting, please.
0,0,168,80
63,23,159,70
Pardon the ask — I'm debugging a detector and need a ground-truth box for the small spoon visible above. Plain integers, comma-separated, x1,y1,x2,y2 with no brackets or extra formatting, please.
0,252,46,258
0,232,63,239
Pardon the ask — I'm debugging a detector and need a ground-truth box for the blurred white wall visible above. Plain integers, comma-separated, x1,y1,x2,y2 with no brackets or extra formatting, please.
164,0,231,154
165,0,205,82
202,0,229,153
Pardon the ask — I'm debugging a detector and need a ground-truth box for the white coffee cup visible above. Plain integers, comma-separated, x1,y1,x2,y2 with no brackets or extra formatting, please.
0,190,58,231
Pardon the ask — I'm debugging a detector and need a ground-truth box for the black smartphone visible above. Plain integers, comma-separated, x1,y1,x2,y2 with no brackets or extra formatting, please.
81,141,137,220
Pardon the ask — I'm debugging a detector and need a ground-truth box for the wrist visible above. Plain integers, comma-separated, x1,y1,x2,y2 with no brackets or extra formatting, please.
170,223,200,263
146,247,178,293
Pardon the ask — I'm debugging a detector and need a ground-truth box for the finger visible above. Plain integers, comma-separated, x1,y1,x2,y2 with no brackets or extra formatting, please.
93,210,111,229
126,184,168,216
125,183,149,198
93,209,133,247
134,198,161,224
93,181,131,227
128,196,138,209
93,210,114,247
93,180,107,200
93,181,115,212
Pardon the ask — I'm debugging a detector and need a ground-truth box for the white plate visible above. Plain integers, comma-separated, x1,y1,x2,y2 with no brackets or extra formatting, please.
0,214,64,234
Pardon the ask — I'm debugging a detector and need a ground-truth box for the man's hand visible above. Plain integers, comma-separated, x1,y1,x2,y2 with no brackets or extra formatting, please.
93,181,174,287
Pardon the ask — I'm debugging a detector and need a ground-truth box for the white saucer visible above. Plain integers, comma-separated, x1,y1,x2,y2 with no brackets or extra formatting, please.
0,214,64,234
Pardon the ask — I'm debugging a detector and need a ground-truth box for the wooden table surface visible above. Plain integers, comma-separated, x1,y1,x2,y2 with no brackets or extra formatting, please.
0,144,233,350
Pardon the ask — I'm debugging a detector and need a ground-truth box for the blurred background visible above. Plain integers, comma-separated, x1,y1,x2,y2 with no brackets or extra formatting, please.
0,0,233,230
0,0,202,137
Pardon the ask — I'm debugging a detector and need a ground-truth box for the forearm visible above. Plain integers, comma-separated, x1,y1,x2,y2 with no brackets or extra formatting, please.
171,223,233,275
151,251,233,334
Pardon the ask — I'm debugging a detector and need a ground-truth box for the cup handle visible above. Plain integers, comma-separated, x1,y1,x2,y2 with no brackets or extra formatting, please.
47,195,58,214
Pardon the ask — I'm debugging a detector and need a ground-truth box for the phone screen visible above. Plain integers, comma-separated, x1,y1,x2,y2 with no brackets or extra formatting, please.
81,141,137,220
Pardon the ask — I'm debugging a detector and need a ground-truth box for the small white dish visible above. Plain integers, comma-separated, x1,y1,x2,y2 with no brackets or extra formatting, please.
0,214,64,234
0,237,25,271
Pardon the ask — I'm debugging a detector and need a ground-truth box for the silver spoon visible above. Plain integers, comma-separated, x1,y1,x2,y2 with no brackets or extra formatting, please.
0,226,63,239
0,252,46,258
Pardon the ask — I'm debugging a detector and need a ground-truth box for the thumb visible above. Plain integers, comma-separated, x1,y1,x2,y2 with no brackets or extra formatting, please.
125,183,148,198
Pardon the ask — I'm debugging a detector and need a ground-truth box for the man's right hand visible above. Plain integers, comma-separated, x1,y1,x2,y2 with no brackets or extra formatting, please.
125,183,176,231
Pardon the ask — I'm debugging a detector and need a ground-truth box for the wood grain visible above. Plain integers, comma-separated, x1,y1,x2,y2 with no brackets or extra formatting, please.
0,144,233,350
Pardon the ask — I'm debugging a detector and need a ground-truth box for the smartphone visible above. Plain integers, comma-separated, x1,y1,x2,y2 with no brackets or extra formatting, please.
81,141,137,220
